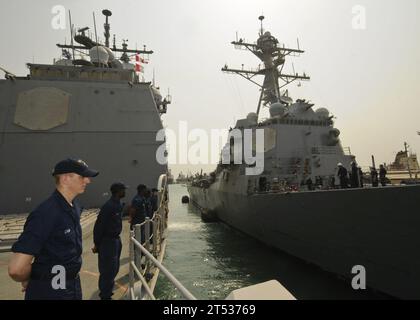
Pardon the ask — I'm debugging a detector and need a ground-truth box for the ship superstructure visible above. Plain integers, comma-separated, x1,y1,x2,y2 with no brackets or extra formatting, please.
188,17,420,299
0,9,170,214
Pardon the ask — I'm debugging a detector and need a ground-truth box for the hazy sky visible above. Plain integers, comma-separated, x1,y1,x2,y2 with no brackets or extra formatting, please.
1,0,419,177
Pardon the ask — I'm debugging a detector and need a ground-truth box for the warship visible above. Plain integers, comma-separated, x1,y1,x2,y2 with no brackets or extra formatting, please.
0,9,170,215
188,17,420,299
385,143,420,184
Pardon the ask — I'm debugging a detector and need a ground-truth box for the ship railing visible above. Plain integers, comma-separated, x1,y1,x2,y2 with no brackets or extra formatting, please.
291,146,351,157
343,147,352,156
310,146,351,155
128,229,197,300
127,179,197,300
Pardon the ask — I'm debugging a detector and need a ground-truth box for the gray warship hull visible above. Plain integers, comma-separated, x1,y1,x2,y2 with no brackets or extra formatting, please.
188,184,420,299
0,9,171,215
0,78,166,214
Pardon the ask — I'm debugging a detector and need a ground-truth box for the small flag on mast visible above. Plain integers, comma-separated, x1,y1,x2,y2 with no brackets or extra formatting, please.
135,54,144,73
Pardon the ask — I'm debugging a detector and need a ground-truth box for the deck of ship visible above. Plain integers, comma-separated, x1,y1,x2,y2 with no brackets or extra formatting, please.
0,215,132,300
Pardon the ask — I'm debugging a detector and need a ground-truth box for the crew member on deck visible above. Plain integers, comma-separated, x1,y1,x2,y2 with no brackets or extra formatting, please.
379,164,388,186
129,185,147,230
337,163,348,189
371,167,379,187
92,182,127,300
129,184,147,262
8,158,99,300
350,161,360,188
358,166,364,188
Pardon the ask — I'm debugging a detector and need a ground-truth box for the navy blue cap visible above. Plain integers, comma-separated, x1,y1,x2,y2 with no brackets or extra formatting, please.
52,158,99,177
110,182,128,193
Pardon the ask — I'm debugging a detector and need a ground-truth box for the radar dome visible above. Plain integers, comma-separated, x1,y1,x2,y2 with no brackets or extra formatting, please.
247,112,258,125
316,108,330,119
104,47,115,62
269,103,286,118
89,46,109,64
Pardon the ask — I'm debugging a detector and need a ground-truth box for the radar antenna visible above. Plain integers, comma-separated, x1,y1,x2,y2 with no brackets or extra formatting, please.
102,9,112,48
222,16,310,119
258,15,265,36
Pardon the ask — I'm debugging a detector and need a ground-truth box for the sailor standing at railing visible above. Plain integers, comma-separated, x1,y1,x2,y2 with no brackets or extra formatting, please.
379,165,388,186
129,184,147,241
337,163,349,189
8,158,99,300
92,182,127,300
144,188,156,243
151,188,159,212
129,185,147,264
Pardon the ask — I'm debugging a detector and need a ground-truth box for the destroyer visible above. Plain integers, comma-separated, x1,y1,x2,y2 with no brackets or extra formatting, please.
188,17,420,299
0,9,170,214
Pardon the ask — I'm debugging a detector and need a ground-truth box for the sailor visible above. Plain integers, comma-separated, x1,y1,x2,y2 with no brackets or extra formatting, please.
315,176,323,189
129,184,147,235
144,189,153,219
379,164,388,186
350,161,360,188
8,158,99,300
358,167,364,188
306,177,314,191
129,184,147,263
329,176,336,189
370,167,379,187
151,188,159,213
337,163,348,189
92,182,126,300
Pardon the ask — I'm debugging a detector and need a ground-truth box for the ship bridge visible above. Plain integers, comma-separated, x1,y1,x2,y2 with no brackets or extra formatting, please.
28,64,138,83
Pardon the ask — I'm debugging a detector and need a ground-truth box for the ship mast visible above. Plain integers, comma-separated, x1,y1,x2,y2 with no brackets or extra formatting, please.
102,9,112,48
56,9,153,55
222,16,310,119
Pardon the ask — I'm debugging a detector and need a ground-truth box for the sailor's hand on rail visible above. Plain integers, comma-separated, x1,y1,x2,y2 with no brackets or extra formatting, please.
91,246,98,254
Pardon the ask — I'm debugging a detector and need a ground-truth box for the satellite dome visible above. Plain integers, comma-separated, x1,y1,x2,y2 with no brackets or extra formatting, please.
247,112,258,125
104,47,115,62
89,46,109,64
329,128,340,137
315,108,330,119
269,102,286,118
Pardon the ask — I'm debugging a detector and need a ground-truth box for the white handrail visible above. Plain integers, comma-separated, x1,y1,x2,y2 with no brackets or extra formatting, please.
130,235,197,300
127,175,197,300
130,261,156,300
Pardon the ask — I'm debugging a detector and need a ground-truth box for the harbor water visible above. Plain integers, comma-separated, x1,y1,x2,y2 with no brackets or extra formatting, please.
155,184,389,300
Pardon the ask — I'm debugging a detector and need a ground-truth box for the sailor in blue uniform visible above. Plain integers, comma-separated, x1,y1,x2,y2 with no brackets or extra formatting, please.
8,158,99,300
144,189,153,219
129,184,147,231
92,182,127,300
151,188,159,213
337,163,349,189
129,184,147,264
